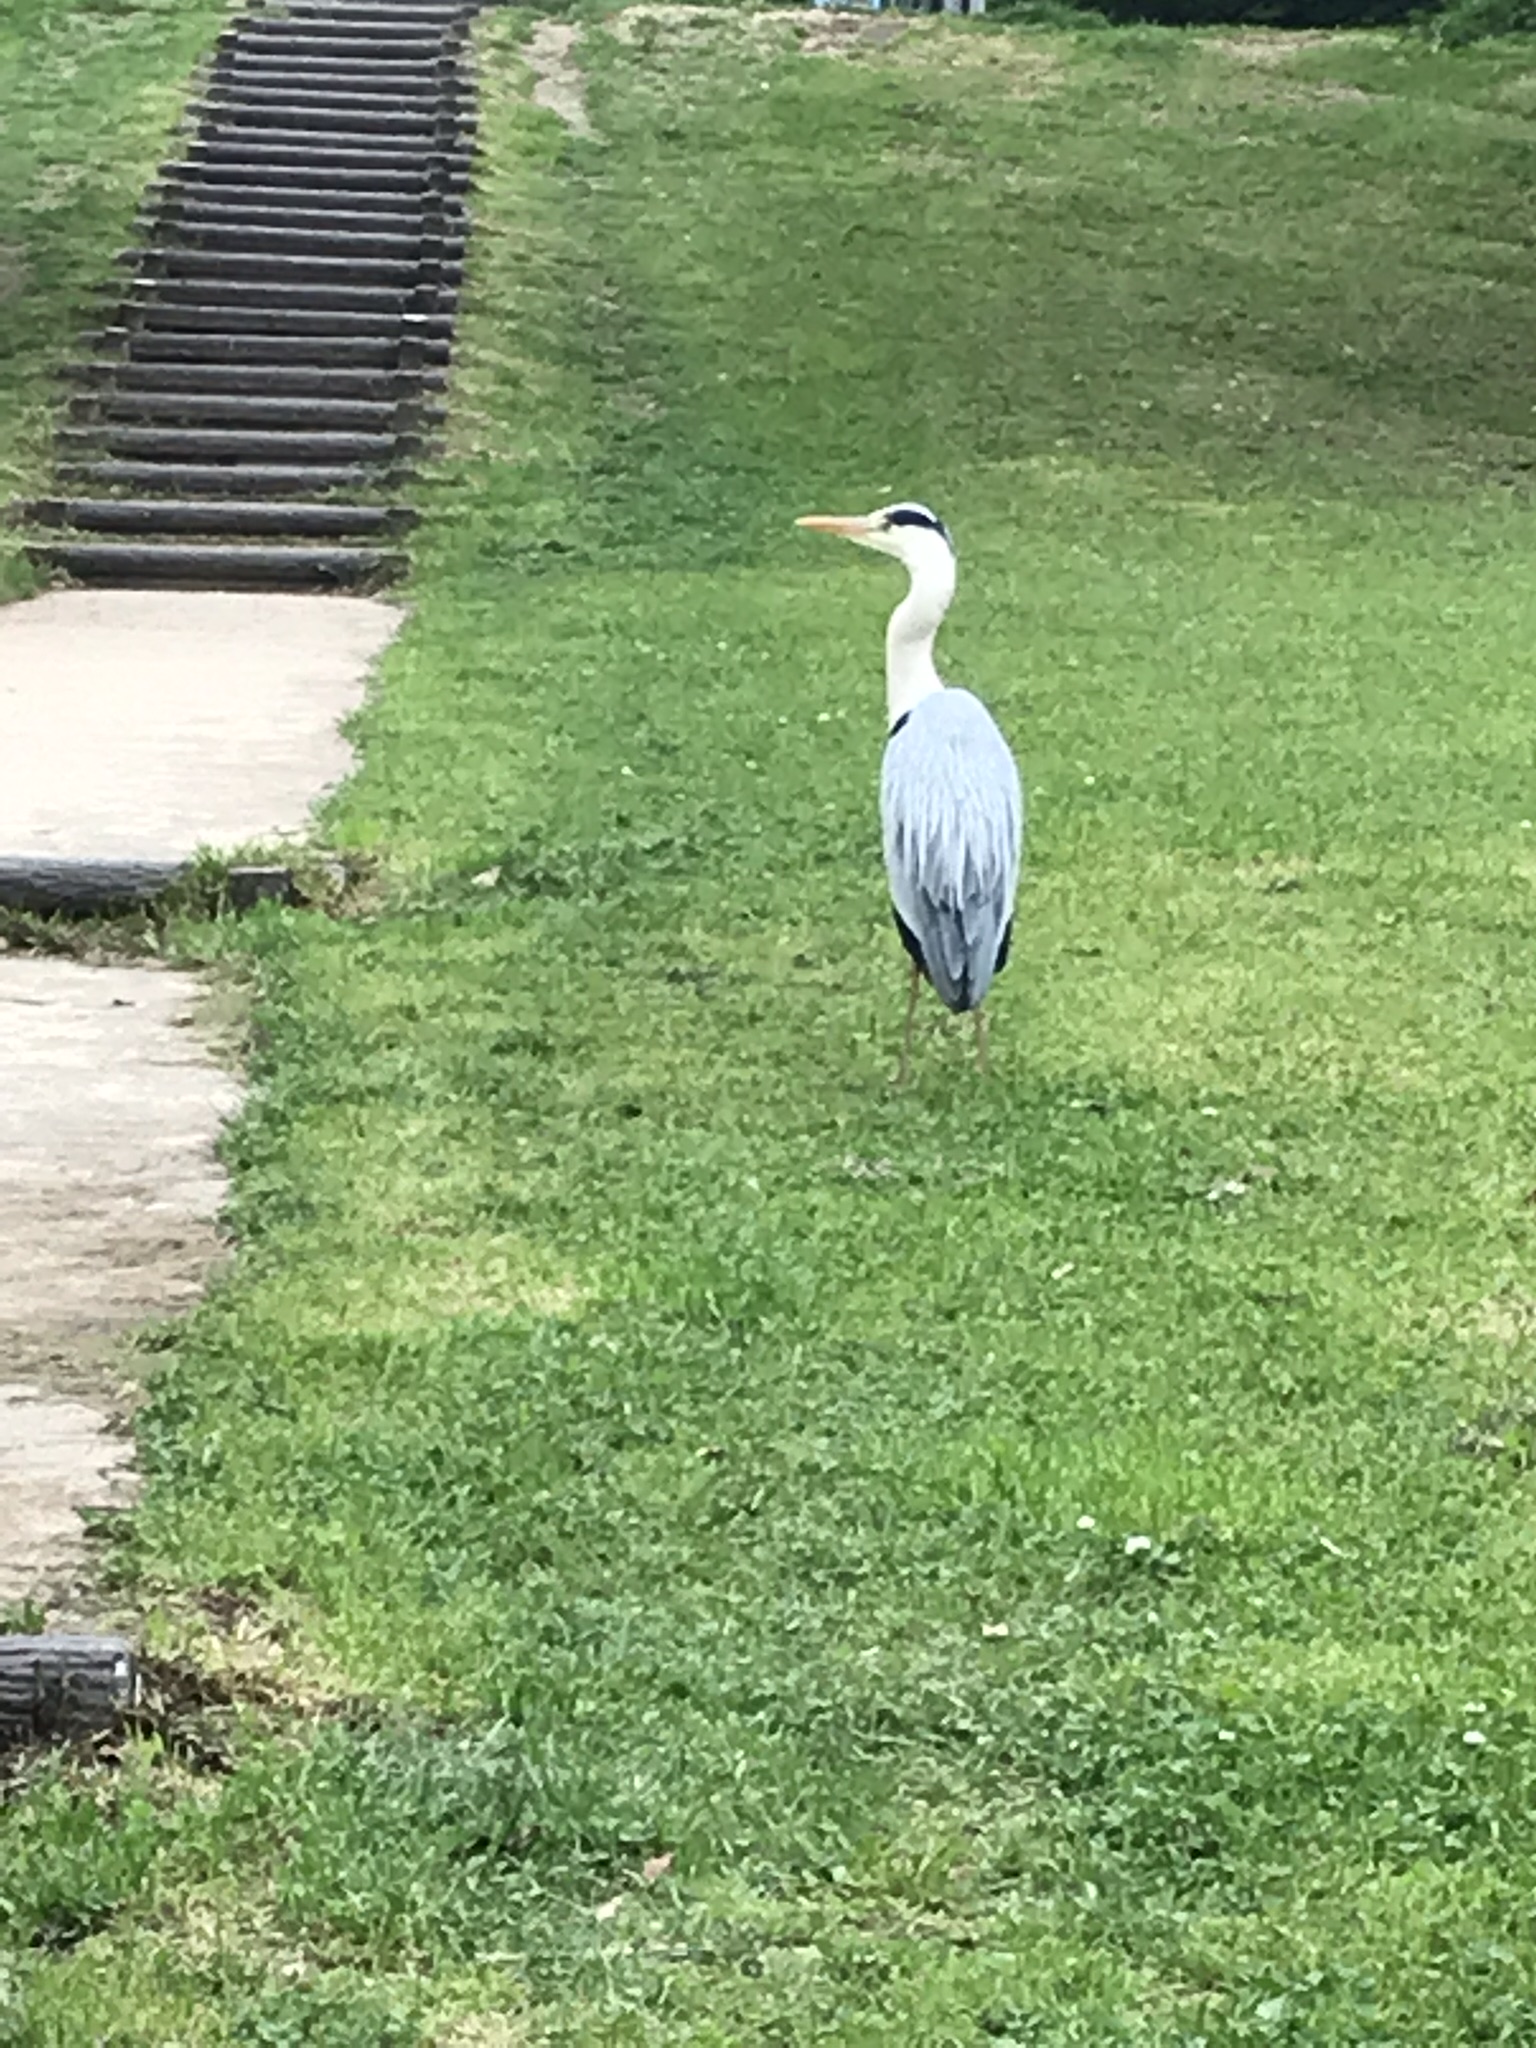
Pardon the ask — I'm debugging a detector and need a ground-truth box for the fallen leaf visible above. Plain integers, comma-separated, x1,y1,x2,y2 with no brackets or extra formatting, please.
641,1852,674,1883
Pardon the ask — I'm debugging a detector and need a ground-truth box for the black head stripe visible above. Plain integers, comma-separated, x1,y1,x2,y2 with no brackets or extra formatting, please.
884,503,951,545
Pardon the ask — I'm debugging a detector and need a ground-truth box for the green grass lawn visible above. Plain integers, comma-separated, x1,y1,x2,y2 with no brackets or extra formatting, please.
11,8,1536,2042
0,0,228,600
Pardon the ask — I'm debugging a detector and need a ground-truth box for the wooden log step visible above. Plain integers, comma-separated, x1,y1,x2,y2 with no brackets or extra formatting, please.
58,425,416,462
158,187,462,222
186,138,472,173
66,361,445,397
273,4,471,20
81,393,435,431
26,497,417,538
159,199,465,236
106,329,450,366
211,64,468,99
0,863,187,916
127,280,459,316
202,85,468,120
154,223,463,261
0,1636,137,1748
193,101,450,137
275,5,473,23
127,248,460,288
28,541,406,590
210,69,462,97
58,460,397,495
213,43,460,68
130,303,454,337
219,32,450,58
217,31,456,58
172,149,435,180
187,122,473,152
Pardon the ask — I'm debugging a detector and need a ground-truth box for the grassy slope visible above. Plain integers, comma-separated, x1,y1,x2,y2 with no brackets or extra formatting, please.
0,0,227,600
11,10,1536,2043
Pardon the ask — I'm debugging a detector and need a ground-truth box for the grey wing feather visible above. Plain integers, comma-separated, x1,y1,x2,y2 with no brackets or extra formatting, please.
880,689,1024,1013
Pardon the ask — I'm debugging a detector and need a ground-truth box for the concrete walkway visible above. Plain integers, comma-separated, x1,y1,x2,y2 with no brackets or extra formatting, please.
1,591,400,1613
0,961,240,1608
0,590,399,862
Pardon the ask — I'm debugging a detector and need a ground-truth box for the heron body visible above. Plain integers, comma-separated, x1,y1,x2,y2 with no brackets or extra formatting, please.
883,686,1022,1014
796,500,1025,1075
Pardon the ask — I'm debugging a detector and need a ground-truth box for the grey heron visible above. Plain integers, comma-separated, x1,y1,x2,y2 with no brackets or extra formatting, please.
796,502,1024,1081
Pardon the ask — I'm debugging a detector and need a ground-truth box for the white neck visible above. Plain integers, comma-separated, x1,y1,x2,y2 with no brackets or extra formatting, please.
885,544,955,729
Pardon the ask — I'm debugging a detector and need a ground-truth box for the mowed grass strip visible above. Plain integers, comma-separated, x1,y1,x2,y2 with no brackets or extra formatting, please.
11,9,1536,2042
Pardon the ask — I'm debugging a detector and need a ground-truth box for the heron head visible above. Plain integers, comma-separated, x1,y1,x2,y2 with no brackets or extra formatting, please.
796,501,954,571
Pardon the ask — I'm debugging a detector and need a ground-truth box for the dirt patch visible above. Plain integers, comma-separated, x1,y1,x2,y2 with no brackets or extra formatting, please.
0,590,399,863
0,958,240,1611
883,20,1062,90
1205,28,1347,61
607,3,732,46
795,10,906,56
525,20,596,138
1202,29,1371,104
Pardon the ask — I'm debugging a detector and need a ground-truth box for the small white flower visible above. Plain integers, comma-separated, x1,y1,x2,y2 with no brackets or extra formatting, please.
1464,1729,1488,1747
1124,1534,1153,1556
1076,1515,1097,1531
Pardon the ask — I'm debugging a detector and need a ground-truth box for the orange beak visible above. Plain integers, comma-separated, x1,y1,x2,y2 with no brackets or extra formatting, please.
795,513,879,540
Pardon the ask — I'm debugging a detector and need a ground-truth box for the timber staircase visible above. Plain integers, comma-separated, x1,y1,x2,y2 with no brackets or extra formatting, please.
19,0,478,591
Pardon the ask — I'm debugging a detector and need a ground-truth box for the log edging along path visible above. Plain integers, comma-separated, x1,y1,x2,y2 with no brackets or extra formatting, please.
19,0,488,595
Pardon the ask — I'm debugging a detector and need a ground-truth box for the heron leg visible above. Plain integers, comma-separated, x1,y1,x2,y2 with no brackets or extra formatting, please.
895,959,921,1087
972,1004,990,1077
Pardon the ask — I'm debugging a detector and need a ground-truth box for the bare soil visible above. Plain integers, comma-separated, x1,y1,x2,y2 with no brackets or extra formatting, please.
525,21,596,138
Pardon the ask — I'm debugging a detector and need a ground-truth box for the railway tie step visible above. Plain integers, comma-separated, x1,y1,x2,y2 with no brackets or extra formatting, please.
91,330,451,367
58,425,417,463
27,541,406,591
157,190,464,223
124,282,461,316
157,203,466,240
65,362,445,398
27,498,417,539
57,461,401,496
123,248,464,288
149,223,462,261
15,0,478,587
76,393,440,431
